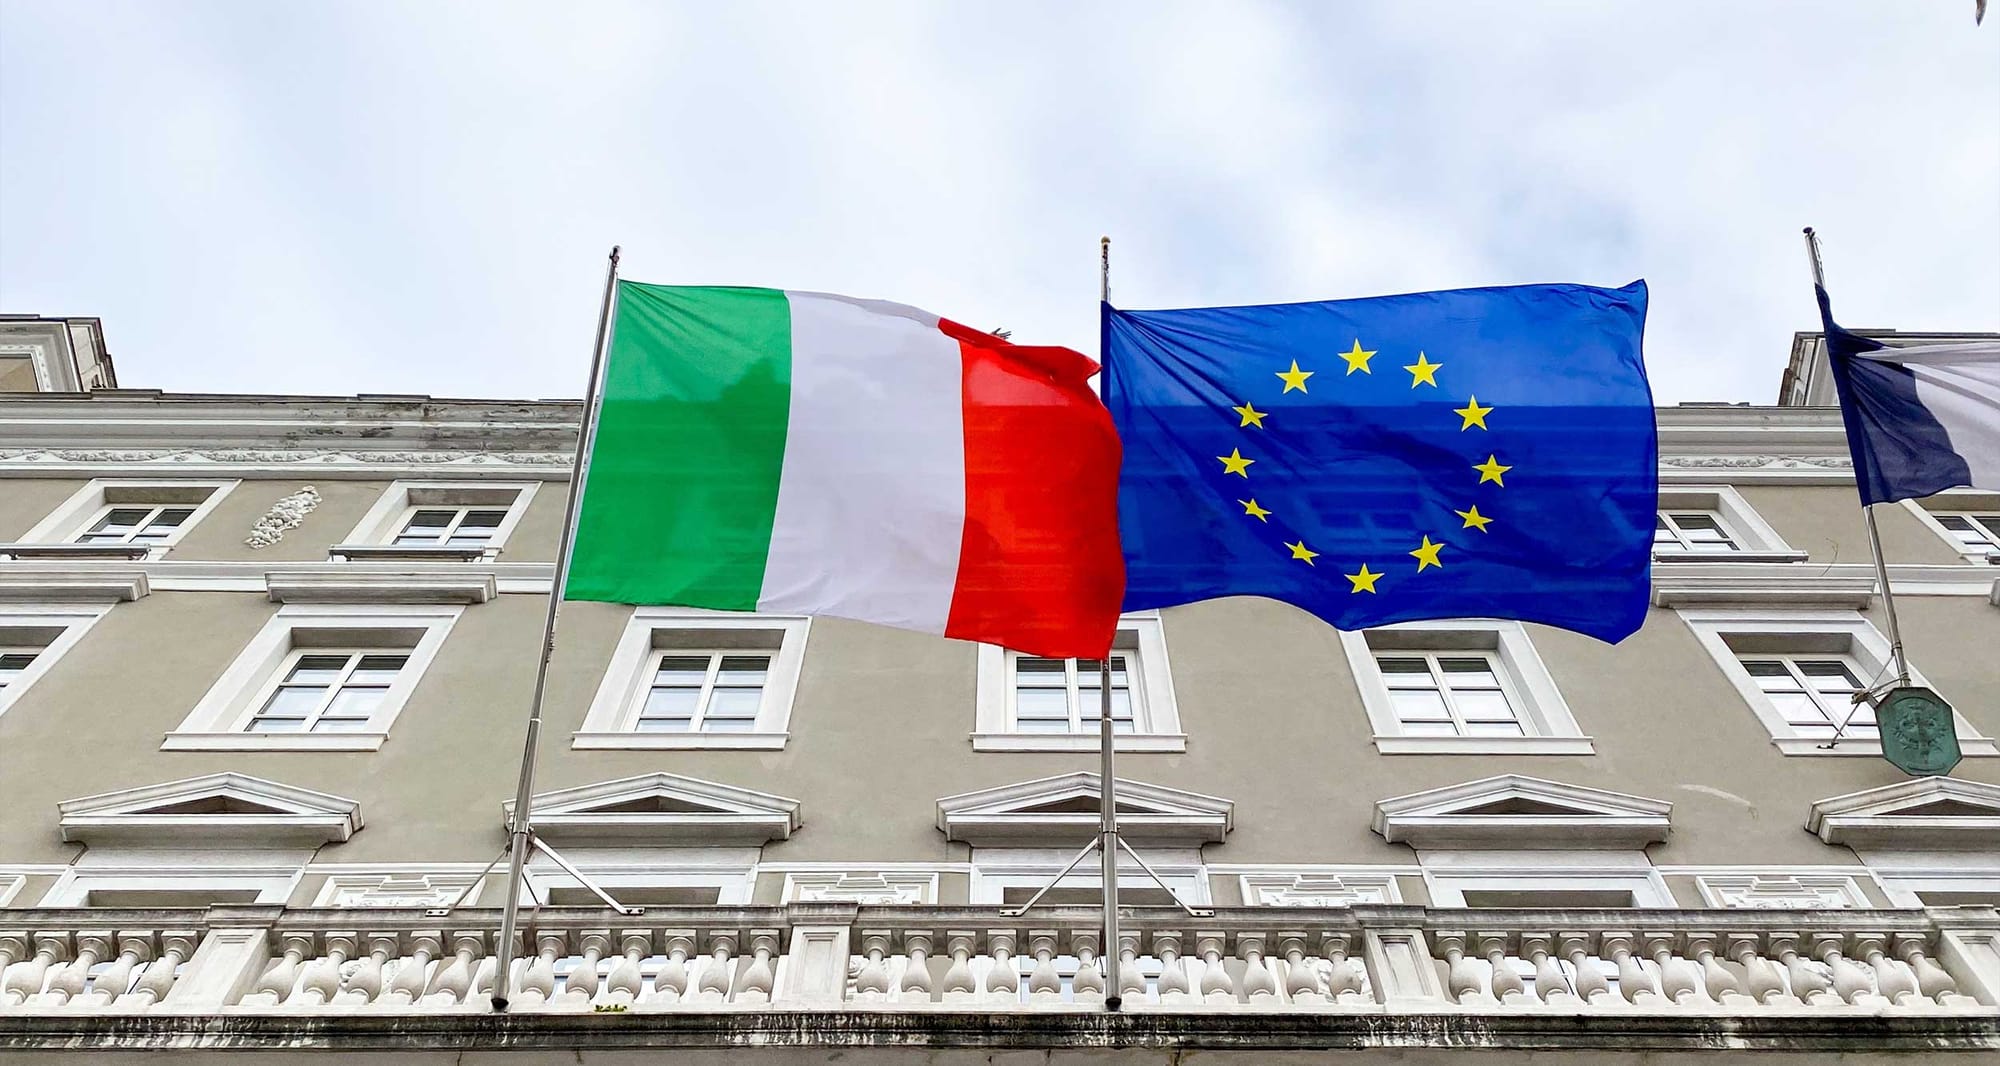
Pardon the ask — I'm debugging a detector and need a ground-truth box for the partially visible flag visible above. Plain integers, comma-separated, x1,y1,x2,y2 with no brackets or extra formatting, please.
1816,286,2000,505
1104,281,1656,644
568,283,1125,658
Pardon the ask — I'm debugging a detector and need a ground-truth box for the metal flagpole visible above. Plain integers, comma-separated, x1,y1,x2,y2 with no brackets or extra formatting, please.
491,244,623,1012
1803,227,1911,686
1097,235,1124,1012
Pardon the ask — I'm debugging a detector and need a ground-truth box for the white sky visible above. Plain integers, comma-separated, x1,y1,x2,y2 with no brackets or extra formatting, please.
2,1,1996,404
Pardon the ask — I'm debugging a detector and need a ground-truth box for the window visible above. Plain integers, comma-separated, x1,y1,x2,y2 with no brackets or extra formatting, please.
1654,511,1739,553
974,617,1183,752
6,479,237,559
574,611,808,749
164,603,462,751
1904,492,2000,563
519,851,757,906
1420,855,1673,908
0,605,111,721
333,480,538,559
1934,513,2000,557
1340,621,1591,754
1649,487,1804,563
969,848,1210,906
1678,609,1997,757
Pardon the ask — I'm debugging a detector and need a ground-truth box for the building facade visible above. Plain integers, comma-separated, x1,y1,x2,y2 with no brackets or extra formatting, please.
1,315,1998,1060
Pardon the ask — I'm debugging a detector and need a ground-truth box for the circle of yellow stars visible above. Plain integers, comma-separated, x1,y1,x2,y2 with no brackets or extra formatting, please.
1215,339,1508,595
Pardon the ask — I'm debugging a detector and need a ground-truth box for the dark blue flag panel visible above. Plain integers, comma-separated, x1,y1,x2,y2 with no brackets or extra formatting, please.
1816,285,1973,506
1103,281,1657,644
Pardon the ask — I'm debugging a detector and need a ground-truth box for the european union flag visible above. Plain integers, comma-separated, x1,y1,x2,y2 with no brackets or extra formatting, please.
1103,281,1656,643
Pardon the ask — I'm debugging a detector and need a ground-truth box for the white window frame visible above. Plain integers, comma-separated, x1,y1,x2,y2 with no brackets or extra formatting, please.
0,604,111,721
39,849,307,907
517,847,757,906
1651,486,1804,563
1419,852,1673,908
1871,867,2000,908
164,603,462,751
1340,620,1591,754
1903,490,2000,564
968,847,1211,906
335,480,538,558
14,478,238,559
974,615,1184,752
574,610,808,750
1678,608,1997,758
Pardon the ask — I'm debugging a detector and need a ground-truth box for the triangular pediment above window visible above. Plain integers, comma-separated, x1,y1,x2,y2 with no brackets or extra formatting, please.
935,772,1233,845
58,773,362,847
1807,777,2000,850
505,773,802,846
1372,775,1672,850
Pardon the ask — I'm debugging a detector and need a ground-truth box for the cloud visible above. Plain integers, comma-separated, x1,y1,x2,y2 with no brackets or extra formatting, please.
2,0,1994,403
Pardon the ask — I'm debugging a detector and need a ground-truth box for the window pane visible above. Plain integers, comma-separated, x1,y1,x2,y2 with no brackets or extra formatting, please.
458,510,507,529
0,651,37,686
1439,657,1499,689
1769,691,1832,727
1454,689,1519,723
322,687,385,724
639,687,700,721
1464,720,1527,737
1377,657,1436,689
1389,689,1450,723
313,715,376,732
634,717,692,732
701,716,758,733
716,656,770,687
1015,688,1071,724
654,656,712,687
1797,660,1860,693
349,655,407,685
404,509,455,529
1400,720,1459,736
704,687,762,721
257,685,324,720
248,717,306,732
287,655,353,685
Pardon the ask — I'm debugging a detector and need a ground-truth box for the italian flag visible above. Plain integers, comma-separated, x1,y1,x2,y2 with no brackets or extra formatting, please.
567,282,1126,658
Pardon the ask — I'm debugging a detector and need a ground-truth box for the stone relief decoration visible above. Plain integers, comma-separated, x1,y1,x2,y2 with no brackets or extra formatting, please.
0,448,570,466
784,872,936,905
1238,873,1398,908
246,486,321,549
1697,873,1867,910
1659,454,1853,470
315,873,482,908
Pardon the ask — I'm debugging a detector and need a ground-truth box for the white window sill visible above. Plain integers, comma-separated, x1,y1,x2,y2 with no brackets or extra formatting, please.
970,732,1188,753
161,731,388,752
570,731,790,750
1772,736,1999,757
1371,735,1596,756
1652,550,1810,564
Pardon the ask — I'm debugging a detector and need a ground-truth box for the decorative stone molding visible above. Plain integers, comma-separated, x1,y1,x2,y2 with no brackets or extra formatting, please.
264,570,497,605
1659,454,1852,470
1237,872,1401,907
0,566,149,602
935,772,1234,846
1371,775,1672,850
245,486,321,548
57,772,363,846
504,773,803,846
312,872,484,908
1651,572,1877,609
1695,873,1869,910
1806,777,2000,850
781,871,937,905
0,448,570,467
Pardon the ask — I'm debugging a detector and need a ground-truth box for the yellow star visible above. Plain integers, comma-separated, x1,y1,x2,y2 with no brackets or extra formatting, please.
1338,339,1376,375
1473,454,1511,486
1456,504,1493,532
1234,402,1267,428
1286,540,1318,565
1240,498,1272,522
1345,563,1382,593
1404,351,1442,388
1275,361,1313,394
1455,395,1493,430
1409,535,1445,572
1217,448,1255,477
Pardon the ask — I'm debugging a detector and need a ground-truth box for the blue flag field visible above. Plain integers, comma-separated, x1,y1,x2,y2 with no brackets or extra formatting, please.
1102,281,1657,643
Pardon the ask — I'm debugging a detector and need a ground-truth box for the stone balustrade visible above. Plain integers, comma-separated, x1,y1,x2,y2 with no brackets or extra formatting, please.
2,903,1997,1018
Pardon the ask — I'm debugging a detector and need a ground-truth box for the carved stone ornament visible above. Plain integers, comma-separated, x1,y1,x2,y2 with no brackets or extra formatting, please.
0,448,570,466
1658,454,1853,470
246,486,322,549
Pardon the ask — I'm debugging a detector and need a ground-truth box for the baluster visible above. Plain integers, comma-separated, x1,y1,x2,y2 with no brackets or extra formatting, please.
0,933,28,993
1070,931,1104,1004
560,932,607,1007
244,933,313,1006
603,931,650,1005
5,934,69,1005
471,951,497,1008
1729,934,1788,1004
696,931,737,1003
1238,934,1279,1001
80,934,149,1007
339,934,397,1005
1770,935,1834,1005
1815,935,1877,1005
1025,932,1062,1002
853,932,892,1000
425,932,483,1005
1323,933,1366,1002
1647,934,1702,1005
1559,934,1610,1005
1686,934,1747,1005
1279,935,1324,1005
1481,933,1526,1004
1895,934,1960,1004
1153,932,1191,1003
1853,935,1917,1005
941,932,978,1002
1116,932,1147,1003
509,932,563,1008
1434,933,1491,1005
44,933,111,1006
385,933,440,1005
650,933,693,1006
899,932,934,1003
983,931,1019,1003
1197,933,1235,1003
1517,934,1571,1005
294,933,353,1006
1601,933,1659,1006
125,932,195,1008
735,932,778,1005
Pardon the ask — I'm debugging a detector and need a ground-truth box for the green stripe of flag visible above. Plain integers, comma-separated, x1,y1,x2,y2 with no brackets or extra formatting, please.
568,283,793,609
